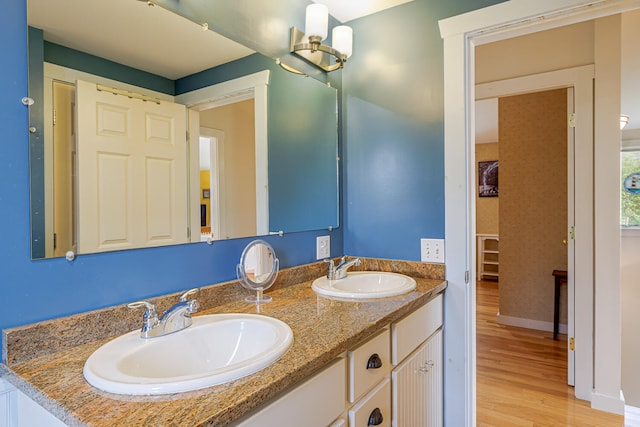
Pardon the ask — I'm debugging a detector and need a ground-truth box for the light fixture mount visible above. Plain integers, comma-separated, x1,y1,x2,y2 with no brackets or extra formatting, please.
289,27,346,72
621,114,630,130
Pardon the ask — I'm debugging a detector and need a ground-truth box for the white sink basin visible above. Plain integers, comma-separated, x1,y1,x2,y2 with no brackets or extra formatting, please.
83,313,293,395
312,271,416,299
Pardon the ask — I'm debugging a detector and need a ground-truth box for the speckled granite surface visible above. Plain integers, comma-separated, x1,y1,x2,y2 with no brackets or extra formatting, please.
0,258,446,426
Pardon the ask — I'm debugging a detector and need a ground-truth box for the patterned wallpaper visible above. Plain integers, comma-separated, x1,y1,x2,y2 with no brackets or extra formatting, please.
499,89,568,324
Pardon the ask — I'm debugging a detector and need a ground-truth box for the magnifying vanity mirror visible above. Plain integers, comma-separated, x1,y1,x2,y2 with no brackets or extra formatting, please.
27,0,339,260
236,240,279,304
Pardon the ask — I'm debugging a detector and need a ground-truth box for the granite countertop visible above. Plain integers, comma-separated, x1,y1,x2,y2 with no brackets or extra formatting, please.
0,261,446,427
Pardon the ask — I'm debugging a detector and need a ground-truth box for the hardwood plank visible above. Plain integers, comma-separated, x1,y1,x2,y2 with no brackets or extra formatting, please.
476,279,624,426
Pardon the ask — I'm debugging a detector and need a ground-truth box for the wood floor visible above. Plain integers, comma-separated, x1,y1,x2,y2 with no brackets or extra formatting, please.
476,279,625,426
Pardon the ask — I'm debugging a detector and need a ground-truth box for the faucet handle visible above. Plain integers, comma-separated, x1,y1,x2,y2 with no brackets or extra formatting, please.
127,301,159,335
127,301,157,318
179,288,200,314
179,287,200,302
324,258,336,279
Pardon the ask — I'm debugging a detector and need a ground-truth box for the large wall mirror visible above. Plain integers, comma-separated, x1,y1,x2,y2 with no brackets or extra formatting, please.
27,0,339,259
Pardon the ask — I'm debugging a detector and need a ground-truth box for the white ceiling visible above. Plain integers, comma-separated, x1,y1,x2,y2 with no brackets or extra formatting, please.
28,0,255,80
313,0,415,23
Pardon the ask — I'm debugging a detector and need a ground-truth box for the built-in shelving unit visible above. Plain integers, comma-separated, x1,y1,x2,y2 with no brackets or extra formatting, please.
477,234,499,280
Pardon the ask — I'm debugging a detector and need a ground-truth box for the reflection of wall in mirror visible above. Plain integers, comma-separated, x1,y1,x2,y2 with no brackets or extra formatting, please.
200,99,256,240
268,70,339,232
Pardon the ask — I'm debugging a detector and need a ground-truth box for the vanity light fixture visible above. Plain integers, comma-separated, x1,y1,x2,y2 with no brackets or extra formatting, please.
621,114,630,130
289,4,353,72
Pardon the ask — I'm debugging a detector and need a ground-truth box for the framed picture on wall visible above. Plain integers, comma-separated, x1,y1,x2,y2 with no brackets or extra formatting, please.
478,160,499,197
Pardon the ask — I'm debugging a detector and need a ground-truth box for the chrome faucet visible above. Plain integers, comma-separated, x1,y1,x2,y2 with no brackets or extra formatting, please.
127,288,200,338
325,257,361,280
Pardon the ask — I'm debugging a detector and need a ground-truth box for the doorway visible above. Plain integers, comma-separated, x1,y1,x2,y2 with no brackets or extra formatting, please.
176,70,269,243
198,128,224,241
438,1,632,423
474,86,573,381
196,98,257,241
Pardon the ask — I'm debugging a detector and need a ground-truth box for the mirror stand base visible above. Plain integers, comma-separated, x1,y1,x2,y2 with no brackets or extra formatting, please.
245,288,272,304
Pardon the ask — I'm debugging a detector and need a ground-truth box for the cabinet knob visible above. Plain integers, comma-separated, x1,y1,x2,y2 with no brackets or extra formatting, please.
367,408,383,426
419,360,435,373
366,353,383,370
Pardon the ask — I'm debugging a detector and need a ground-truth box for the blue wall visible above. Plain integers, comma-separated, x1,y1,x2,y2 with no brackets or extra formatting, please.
44,41,175,95
343,0,504,260
0,1,342,350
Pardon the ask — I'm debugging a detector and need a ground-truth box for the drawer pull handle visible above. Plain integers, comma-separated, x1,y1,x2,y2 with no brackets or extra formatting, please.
368,408,383,426
367,353,383,370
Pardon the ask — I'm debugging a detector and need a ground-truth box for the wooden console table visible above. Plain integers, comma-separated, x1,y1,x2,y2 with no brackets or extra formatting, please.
551,269,567,340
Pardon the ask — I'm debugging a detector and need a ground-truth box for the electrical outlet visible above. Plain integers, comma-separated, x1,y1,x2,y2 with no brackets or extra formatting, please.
421,238,445,263
316,235,330,260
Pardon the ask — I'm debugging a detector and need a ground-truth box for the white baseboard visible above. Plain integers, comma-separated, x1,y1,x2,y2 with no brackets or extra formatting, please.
591,391,625,415
496,312,567,334
626,405,640,426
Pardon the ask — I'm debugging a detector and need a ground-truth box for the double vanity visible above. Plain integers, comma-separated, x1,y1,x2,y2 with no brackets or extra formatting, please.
0,257,445,426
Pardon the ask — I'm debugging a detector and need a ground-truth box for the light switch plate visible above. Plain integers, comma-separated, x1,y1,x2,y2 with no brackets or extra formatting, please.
421,238,445,263
317,236,330,260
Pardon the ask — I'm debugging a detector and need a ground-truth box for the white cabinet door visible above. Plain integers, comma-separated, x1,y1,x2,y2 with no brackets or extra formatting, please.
0,380,66,427
392,329,442,427
0,379,17,427
16,391,66,427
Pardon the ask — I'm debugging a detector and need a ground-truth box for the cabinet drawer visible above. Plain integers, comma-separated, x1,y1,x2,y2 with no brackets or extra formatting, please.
329,415,348,427
348,328,390,403
391,293,443,365
348,378,391,427
234,357,346,427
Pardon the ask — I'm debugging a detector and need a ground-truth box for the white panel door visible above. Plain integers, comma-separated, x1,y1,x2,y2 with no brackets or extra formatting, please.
76,80,187,253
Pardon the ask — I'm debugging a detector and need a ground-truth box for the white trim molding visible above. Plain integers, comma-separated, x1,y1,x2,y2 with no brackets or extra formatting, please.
626,405,640,426
439,0,636,424
496,312,568,334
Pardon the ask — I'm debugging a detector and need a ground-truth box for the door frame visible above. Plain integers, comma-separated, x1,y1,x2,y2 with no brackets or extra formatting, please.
475,65,595,392
177,70,270,241
440,0,635,424
199,127,224,241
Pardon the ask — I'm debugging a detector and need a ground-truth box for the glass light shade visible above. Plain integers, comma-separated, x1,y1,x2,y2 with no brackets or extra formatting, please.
621,114,629,130
332,25,353,58
305,4,328,41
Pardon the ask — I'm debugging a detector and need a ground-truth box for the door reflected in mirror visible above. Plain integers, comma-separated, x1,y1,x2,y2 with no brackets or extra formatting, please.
27,0,340,259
